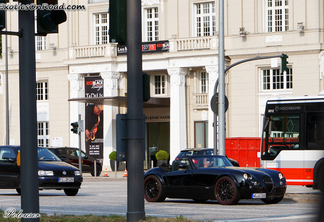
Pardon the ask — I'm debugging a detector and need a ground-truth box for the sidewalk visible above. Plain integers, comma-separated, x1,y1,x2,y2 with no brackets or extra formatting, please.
82,170,127,181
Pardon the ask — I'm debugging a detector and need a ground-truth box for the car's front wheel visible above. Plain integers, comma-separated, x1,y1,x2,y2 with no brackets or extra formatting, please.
91,163,102,177
261,196,284,204
144,175,165,202
64,189,79,196
215,176,240,205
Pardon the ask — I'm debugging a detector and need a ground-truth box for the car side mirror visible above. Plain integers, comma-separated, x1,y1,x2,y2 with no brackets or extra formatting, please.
17,151,20,166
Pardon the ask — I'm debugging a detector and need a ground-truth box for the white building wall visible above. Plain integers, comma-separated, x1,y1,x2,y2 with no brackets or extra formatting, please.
0,0,323,167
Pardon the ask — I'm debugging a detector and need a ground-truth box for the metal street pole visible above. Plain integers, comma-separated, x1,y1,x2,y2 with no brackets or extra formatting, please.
5,10,9,146
217,0,225,156
126,0,145,221
213,54,284,155
19,0,40,220
78,114,82,175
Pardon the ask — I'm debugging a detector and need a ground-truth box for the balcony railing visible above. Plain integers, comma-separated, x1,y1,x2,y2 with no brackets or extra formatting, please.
194,93,208,106
175,36,216,51
70,36,217,59
70,44,117,59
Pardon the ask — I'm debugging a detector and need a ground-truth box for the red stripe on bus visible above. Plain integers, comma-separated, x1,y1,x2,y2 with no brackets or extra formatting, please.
268,168,314,186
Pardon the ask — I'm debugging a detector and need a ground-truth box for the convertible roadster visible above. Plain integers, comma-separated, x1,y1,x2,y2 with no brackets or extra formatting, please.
144,155,286,205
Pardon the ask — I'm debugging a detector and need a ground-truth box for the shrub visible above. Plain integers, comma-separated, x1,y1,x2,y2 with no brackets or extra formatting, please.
155,150,169,160
109,151,117,160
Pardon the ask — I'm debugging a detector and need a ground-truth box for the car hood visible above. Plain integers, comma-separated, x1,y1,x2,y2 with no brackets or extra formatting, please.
224,167,281,178
38,161,80,171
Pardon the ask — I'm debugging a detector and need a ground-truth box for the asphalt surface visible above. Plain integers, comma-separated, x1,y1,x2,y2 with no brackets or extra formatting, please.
85,169,323,204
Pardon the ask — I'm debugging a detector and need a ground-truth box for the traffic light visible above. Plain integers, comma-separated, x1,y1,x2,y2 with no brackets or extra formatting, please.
37,0,67,35
109,0,127,44
143,73,150,102
0,0,6,30
71,122,78,134
281,54,289,74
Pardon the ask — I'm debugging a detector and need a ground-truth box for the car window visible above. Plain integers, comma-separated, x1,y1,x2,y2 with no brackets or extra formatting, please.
38,147,60,161
0,148,16,162
76,150,87,158
171,159,191,171
58,148,67,156
67,149,78,157
192,156,232,168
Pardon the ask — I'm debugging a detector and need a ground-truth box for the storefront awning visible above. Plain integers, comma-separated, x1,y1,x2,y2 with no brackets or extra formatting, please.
68,96,170,108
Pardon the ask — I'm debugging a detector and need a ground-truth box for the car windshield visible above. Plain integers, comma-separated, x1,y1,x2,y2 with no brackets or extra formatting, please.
191,156,233,168
38,147,61,161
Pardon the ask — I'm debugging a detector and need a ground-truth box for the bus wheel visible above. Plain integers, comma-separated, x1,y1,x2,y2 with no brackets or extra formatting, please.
318,165,324,193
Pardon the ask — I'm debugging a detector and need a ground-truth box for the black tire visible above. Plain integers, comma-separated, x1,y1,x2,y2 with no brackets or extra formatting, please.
64,189,79,196
261,196,284,204
91,164,102,177
318,165,324,193
215,176,241,205
16,188,21,195
144,175,166,202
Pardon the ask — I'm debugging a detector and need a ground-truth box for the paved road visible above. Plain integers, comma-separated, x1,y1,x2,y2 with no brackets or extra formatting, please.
0,172,322,221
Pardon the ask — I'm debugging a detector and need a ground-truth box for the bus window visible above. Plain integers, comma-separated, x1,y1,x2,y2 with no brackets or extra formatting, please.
262,115,300,160
307,114,324,150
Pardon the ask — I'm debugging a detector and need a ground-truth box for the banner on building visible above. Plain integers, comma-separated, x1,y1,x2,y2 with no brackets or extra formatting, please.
117,40,169,55
85,76,104,159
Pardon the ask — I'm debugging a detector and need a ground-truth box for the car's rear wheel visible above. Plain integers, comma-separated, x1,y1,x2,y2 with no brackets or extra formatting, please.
91,163,102,177
261,196,284,204
64,189,79,196
215,176,240,205
144,175,165,202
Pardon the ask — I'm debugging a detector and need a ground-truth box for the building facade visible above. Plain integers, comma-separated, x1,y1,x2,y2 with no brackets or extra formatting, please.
1,0,324,169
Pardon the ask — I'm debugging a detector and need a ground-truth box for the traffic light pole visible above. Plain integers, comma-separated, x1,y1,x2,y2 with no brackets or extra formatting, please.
213,53,287,155
18,0,40,221
126,0,145,220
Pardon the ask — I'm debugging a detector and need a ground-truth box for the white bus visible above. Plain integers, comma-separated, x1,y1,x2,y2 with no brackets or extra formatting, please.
261,97,324,191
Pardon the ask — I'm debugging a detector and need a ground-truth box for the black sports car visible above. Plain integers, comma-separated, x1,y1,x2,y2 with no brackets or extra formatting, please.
144,155,286,205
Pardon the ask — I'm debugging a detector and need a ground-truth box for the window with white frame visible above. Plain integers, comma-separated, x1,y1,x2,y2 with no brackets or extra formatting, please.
36,36,46,51
198,71,209,93
38,122,49,147
94,13,108,45
144,7,159,41
154,75,166,95
194,2,216,37
266,0,289,32
36,81,48,101
261,68,292,91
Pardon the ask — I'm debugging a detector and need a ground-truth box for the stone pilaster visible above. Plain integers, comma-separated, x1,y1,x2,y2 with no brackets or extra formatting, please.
100,72,121,168
67,74,83,147
205,65,219,149
167,67,188,161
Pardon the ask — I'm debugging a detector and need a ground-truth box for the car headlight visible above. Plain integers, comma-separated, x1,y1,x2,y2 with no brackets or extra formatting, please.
74,171,81,176
38,170,54,176
243,173,252,180
278,172,284,180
